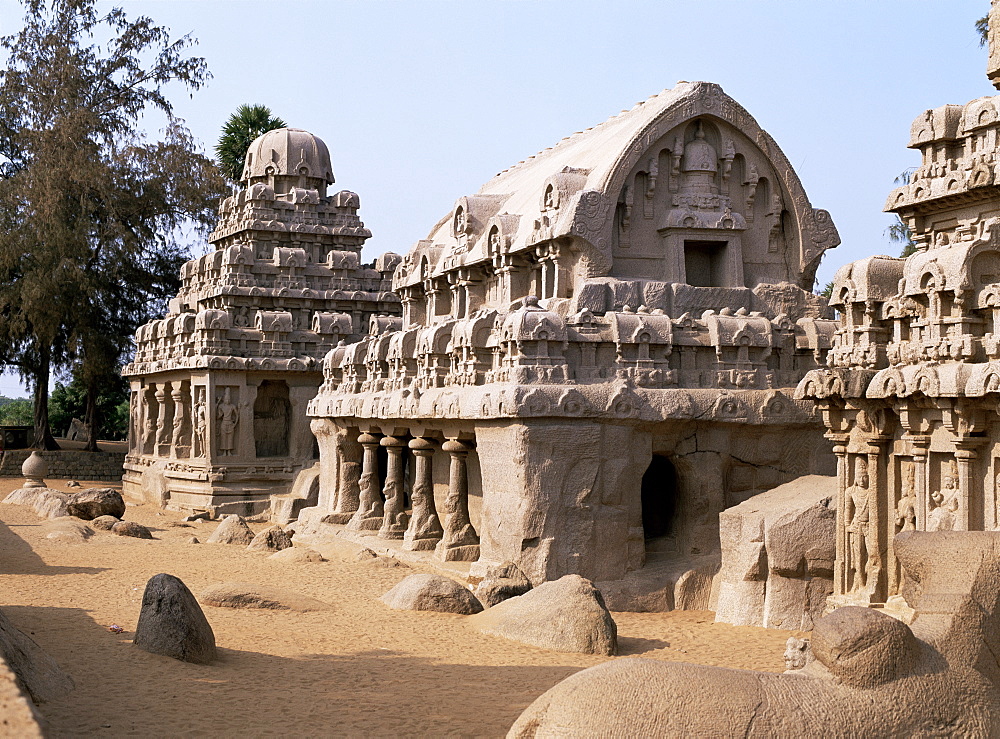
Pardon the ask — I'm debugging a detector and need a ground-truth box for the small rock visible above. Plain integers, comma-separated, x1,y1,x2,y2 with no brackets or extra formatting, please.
468,575,617,655
65,488,125,520
246,525,292,553
206,515,254,545
91,515,120,531
381,574,484,615
133,574,216,664
66,480,81,489
41,518,94,543
186,536,200,545
199,583,332,612
474,562,533,607
355,547,378,561
111,521,153,539
268,547,325,563
183,512,211,522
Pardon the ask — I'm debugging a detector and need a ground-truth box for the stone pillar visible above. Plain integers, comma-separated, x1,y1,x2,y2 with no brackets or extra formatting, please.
912,439,929,530
379,436,410,539
955,443,982,531
832,442,848,598
155,384,172,457
346,432,383,531
328,427,362,523
866,445,886,603
238,381,257,460
403,437,443,550
436,439,480,561
170,386,188,458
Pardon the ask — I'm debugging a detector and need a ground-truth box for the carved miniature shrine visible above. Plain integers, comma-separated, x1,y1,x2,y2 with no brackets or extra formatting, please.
797,13,1000,610
304,81,841,603
122,128,401,515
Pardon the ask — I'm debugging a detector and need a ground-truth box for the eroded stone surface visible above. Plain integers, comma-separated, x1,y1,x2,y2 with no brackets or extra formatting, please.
3,488,69,520
474,562,531,608
90,515,120,531
0,606,74,704
470,575,616,656
112,521,153,539
268,547,325,563
133,574,216,665
64,488,125,520
246,525,292,553
198,583,331,612
381,574,482,615
206,515,254,545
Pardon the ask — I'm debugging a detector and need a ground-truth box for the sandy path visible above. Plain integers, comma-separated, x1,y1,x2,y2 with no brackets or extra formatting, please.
0,478,802,737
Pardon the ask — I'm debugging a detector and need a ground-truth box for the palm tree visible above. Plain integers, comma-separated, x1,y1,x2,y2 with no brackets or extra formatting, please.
978,14,989,47
215,104,287,184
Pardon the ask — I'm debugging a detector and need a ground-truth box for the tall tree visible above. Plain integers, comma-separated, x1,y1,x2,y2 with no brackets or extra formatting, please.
0,0,226,449
978,14,989,47
216,104,287,184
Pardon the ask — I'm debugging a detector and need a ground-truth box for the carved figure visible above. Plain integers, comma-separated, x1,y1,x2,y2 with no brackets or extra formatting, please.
216,387,239,456
193,399,207,458
895,464,917,533
928,463,959,532
234,306,250,327
845,457,873,591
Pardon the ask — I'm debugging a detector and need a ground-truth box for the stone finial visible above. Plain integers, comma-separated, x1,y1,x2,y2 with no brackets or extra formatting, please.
989,0,1000,89
21,451,47,489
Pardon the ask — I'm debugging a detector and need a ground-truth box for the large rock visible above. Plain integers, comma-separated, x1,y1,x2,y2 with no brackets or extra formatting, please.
715,475,836,630
246,525,292,553
0,606,74,704
470,575,616,655
508,532,1000,737
64,488,125,520
2,488,69,519
381,574,483,614
474,562,532,608
198,583,331,612
133,574,216,664
206,515,254,545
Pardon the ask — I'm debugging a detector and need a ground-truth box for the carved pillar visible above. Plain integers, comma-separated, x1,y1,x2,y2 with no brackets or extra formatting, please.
170,386,188,458
955,442,983,531
327,427,362,522
346,432,383,531
378,436,410,539
403,437,443,550
436,439,480,562
866,444,887,603
912,438,929,530
832,442,848,598
155,384,172,457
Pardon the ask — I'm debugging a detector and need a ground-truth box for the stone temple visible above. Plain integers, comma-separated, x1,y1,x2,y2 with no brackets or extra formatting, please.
123,128,401,517
797,4,1000,614
302,80,841,604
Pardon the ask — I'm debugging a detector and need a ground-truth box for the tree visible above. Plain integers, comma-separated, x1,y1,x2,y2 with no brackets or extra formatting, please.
0,0,226,449
49,371,128,441
886,168,917,258
215,104,287,184
978,14,989,47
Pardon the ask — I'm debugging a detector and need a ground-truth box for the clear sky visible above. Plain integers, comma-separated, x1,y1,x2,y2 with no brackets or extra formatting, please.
0,0,992,396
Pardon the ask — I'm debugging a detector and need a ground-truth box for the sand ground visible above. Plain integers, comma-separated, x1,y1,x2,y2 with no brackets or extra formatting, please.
0,477,803,737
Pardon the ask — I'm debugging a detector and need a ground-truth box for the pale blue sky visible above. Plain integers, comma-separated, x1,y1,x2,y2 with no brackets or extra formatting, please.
0,0,991,396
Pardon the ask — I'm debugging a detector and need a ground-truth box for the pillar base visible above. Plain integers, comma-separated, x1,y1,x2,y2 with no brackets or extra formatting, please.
346,515,383,532
402,535,440,551
22,480,45,489
322,512,356,525
436,542,480,562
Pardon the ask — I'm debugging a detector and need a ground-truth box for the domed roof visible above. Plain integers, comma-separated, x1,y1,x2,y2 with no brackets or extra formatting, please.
241,128,335,186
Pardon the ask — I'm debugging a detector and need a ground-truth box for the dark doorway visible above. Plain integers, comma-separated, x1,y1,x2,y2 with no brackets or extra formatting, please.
641,454,678,550
684,240,727,287
253,380,290,457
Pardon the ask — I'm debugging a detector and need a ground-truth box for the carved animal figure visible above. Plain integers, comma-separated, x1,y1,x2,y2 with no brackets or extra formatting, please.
509,531,1000,737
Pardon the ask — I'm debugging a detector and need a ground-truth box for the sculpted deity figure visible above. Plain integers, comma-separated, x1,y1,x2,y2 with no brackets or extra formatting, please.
928,461,959,532
216,387,239,456
233,306,250,328
895,464,917,533
845,456,874,591
193,398,207,458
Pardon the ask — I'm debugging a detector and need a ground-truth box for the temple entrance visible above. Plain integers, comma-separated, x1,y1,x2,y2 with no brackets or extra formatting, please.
684,240,727,287
641,454,679,553
253,380,290,457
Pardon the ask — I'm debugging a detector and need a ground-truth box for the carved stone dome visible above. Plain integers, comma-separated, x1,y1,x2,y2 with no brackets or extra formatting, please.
242,128,335,186
681,126,718,173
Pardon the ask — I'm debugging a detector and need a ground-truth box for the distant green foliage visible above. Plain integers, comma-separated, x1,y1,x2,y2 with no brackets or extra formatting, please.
820,281,834,300
978,14,989,47
49,373,128,440
0,398,32,425
216,104,287,184
888,168,917,257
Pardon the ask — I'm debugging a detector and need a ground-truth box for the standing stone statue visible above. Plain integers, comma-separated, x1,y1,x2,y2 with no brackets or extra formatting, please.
216,388,238,456
193,399,207,458
845,457,872,592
